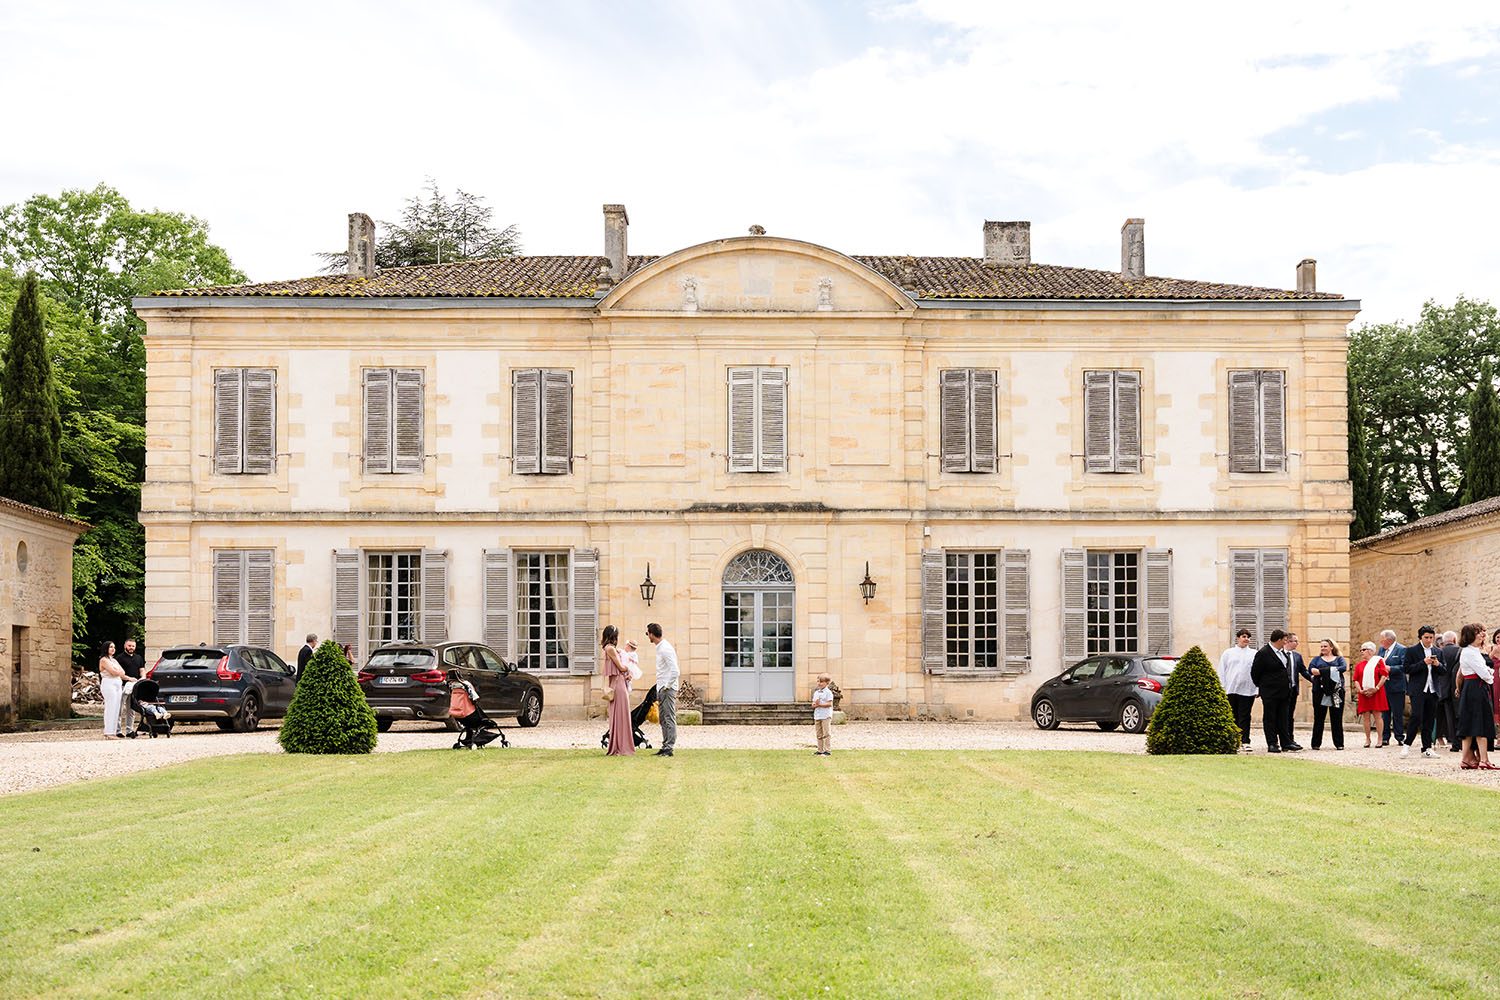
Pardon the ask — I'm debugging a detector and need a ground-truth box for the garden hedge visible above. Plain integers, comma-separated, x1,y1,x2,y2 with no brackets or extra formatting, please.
278,640,378,755
1145,644,1241,755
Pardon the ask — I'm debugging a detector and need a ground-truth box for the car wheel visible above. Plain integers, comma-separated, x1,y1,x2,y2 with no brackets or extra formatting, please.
1097,721,1119,732
1120,700,1146,734
376,717,394,733
234,693,261,733
1032,698,1059,731
518,692,542,728
215,719,236,732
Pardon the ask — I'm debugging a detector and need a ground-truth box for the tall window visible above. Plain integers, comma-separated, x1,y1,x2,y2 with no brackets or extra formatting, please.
366,552,422,650
727,366,787,472
945,552,999,670
1229,548,1289,644
1086,551,1139,654
1228,370,1287,473
939,369,998,473
362,367,425,474
212,368,277,474
515,551,570,671
1083,369,1142,473
212,549,274,647
513,369,573,475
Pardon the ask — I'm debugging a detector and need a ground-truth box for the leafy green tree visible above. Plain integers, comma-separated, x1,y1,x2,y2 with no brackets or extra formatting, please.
319,178,521,271
279,641,378,755
1348,369,1382,540
1461,357,1500,506
0,273,65,512
1145,645,1241,755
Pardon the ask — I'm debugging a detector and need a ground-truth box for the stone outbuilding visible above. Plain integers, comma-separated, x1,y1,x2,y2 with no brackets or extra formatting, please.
0,496,88,724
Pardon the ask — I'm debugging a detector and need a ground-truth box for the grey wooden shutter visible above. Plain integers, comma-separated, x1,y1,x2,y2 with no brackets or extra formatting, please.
512,369,541,475
213,550,244,644
1001,548,1030,674
1114,370,1142,474
1261,549,1290,638
1228,370,1261,473
921,549,946,673
541,369,573,475
970,369,998,474
1229,548,1261,643
393,368,425,473
420,549,448,643
483,548,513,659
728,367,758,472
1259,371,1287,473
1083,371,1115,473
940,369,972,473
245,550,274,649
758,367,787,473
569,548,599,674
1144,547,1173,655
332,549,362,661
1061,548,1088,663
362,369,392,474
213,369,243,474
242,368,277,475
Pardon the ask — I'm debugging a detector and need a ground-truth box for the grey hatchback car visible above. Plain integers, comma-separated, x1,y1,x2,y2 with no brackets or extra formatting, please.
149,645,298,732
1030,654,1177,734
357,641,545,733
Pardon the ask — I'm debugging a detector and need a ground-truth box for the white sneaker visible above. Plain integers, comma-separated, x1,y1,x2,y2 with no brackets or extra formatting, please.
1400,746,1410,758
1422,749,1435,758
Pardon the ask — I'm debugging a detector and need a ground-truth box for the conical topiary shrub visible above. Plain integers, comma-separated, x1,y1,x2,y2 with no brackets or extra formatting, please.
1145,644,1241,755
279,640,378,754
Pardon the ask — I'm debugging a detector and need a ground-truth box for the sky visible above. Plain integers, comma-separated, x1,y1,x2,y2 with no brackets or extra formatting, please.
2,0,1498,324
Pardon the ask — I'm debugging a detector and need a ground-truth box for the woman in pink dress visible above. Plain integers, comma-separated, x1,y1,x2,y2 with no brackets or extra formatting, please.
602,625,634,756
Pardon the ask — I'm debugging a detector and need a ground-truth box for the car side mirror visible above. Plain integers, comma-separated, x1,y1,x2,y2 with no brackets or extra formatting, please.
1062,676,1074,684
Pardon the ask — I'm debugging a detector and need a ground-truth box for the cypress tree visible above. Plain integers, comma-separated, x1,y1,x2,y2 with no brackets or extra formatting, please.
0,273,65,512
1145,645,1241,755
1348,369,1381,539
1461,357,1500,506
279,641,378,754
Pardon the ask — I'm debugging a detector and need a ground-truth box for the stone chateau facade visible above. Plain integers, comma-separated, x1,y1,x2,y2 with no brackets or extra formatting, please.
1,496,87,723
135,207,1358,720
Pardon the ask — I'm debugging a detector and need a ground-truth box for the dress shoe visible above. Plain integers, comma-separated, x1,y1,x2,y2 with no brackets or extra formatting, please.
1267,746,1282,753
1286,743,1304,752
654,749,673,757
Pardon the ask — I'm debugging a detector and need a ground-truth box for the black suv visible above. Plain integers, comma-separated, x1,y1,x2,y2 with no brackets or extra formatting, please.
150,645,298,732
357,641,545,733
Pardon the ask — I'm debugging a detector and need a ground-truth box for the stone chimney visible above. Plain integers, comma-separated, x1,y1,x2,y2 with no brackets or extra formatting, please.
347,212,376,278
982,220,1030,267
1120,218,1145,281
1296,258,1317,293
603,204,629,282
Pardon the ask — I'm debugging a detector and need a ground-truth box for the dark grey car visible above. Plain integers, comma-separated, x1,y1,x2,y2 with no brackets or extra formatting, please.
1030,654,1177,734
149,645,297,732
356,641,545,733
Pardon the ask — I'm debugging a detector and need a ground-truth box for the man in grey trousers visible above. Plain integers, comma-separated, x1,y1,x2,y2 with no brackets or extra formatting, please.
648,622,679,757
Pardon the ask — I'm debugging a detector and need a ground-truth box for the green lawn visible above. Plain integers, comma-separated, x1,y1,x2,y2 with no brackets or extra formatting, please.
3,751,1497,999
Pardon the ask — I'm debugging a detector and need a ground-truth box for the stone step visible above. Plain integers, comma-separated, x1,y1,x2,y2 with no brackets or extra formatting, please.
701,703,818,726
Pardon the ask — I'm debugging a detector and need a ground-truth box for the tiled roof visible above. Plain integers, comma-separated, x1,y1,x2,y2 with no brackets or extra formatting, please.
0,495,90,531
1352,495,1500,549
151,253,1343,301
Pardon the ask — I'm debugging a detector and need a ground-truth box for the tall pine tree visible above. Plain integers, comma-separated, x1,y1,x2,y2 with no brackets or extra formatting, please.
1461,357,1500,506
1348,368,1381,539
0,273,65,512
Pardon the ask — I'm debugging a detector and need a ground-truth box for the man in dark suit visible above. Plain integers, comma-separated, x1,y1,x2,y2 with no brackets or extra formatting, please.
1251,629,1300,752
1285,634,1307,744
1435,631,1461,752
297,633,318,676
1377,629,1407,747
1401,625,1440,757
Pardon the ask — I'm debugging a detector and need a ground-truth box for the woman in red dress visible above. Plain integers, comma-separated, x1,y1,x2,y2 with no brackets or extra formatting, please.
1353,641,1389,748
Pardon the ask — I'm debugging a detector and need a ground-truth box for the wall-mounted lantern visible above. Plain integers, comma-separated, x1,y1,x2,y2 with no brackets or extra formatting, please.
640,563,657,606
859,561,877,604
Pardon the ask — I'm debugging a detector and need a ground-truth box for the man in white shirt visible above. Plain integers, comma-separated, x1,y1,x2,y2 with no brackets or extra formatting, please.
1218,628,1258,751
648,623,679,757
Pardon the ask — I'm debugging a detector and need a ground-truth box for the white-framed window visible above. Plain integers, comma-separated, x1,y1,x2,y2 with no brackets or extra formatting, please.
1229,548,1290,644
1228,370,1287,473
1083,369,1142,473
362,367,424,474
727,366,787,473
944,552,1000,669
513,369,573,475
330,548,447,664
921,549,1030,674
1061,548,1172,662
366,551,423,651
212,368,276,474
1086,551,1139,655
481,547,599,675
212,549,274,647
515,551,571,671
939,369,998,473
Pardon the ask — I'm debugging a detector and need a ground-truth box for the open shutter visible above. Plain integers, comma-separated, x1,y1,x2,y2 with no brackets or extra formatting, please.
243,369,277,475
541,369,573,475
245,549,274,649
970,369,998,474
483,548,513,659
569,548,599,674
1261,549,1290,638
213,550,244,644
421,549,448,643
1229,549,1261,644
1144,547,1172,655
1001,548,1030,674
921,549,946,673
758,367,787,473
940,369,972,473
1083,371,1115,473
1061,548,1088,663
1114,370,1142,474
332,549,362,662
512,369,541,475
1259,371,1287,473
213,369,243,474
362,369,392,474
1228,370,1260,473
728,367,758,472
393,368,424,473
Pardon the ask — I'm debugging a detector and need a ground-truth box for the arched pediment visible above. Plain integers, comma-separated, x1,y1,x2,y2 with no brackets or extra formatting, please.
599,236,914,314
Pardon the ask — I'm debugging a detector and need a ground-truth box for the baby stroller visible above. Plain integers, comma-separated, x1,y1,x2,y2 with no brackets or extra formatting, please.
125,679,173,738
448,672,508,749
601,684,658,752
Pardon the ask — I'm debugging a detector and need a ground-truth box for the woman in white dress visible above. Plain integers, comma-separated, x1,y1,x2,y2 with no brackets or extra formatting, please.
98,642,127,739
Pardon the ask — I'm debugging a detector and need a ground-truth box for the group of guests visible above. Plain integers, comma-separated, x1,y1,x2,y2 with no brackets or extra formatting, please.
94,639,146,738
600,623,679,757
1218,624,1499,769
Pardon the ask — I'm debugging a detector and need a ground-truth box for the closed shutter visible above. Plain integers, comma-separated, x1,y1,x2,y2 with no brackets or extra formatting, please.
362,369,392,474
758,367,787,473
970,369,998,474
213,550,244,644
1061,548,1088,663
421,549,448,643
245,550,274,649
1001,548,1030,674
1083,371,1115,473
1259,371,1287,473
940,369,972,473
569,548,599,674
1114,370,1142,474
1229,549,1261,643
921,548,946,674
483,548,513,659
393,368,424,474
512,369,541,475
727,367,758,472
1261,549,1290,638
541,369,573,475
213,369,243,474
1144,547,1173,655
1228,370,1261,473
331,549,362,662
242,369,277,475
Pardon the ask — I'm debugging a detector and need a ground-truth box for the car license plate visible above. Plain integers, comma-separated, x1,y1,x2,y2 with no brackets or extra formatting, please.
376,676,406,685
168,694,196,703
